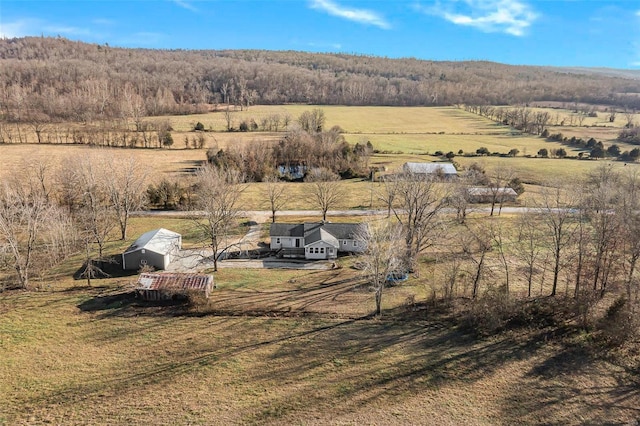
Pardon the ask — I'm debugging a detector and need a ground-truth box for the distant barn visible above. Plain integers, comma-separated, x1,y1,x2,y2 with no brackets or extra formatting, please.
122,228,182,271
402,162,457,179
135,272,214,301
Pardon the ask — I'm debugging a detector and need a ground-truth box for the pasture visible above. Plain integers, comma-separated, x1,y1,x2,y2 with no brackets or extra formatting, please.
2,105,639,189
3,105,640,424
2,253,639,424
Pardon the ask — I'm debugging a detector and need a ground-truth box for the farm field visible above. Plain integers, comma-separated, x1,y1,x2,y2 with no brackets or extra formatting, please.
1,267,638,425
3,105,640,188
3,105,640,424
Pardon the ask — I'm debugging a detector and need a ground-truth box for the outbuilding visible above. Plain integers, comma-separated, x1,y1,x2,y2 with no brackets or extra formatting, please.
122,228,182,271
135,272,214,301
402,162,458,179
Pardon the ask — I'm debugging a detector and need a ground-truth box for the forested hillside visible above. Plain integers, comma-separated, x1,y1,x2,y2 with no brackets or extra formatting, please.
2,36,640,122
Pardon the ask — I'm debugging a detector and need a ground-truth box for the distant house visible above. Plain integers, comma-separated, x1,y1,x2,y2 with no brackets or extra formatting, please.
278,164,307,180
122,228,182,271
467,187,518,204
270,222,364,260
135,272,214,301
402,162,457,179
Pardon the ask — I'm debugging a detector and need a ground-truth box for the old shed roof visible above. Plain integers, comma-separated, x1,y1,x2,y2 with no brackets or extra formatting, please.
136,273,213,292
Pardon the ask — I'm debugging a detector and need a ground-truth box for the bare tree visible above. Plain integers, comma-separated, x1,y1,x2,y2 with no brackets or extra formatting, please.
298,108,326,133
623,108,636,128
489,219,512,297
619,170,640,305
304,168,342,221
377,174,399,218
60,155,116,259
263,174,289,223
536,182,579,296
193,165,245,272
487,165,514,216
515,212,544,297
461,221,493,299
0,184,65,289
392,171,447,271
448,176,472,224
582,165,622,296
354,221,404,316
103,155,148,240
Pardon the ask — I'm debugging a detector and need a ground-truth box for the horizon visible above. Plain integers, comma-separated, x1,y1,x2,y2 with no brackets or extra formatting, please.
1,0,639,70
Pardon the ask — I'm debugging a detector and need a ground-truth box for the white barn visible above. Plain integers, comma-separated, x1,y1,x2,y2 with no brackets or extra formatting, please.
402,162,457,178
122,228,182,271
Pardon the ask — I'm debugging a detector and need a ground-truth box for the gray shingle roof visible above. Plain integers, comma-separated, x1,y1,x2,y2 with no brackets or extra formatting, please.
271,222,363,245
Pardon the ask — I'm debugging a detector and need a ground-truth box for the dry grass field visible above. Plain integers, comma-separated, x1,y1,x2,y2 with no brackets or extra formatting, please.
2,264,639,425
3,106,640,424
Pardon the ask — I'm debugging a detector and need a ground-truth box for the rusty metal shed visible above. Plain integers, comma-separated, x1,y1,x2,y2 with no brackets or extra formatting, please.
135,272,214,301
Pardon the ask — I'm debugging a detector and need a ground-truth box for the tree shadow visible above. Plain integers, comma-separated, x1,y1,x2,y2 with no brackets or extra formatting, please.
501,342,640,424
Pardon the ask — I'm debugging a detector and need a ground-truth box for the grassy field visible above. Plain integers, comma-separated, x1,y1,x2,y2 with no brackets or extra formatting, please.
2,267,638,424
3,106,640,424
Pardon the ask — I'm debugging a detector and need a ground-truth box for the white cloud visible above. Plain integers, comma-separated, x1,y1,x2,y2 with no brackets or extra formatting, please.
44,25,93,36
421,0,537,36
172,0,198,12
0,19,35,38
310,0,390,29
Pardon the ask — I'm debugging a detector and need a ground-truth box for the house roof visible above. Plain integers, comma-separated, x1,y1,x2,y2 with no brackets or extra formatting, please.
136,272,213,292
124,228,181,256
271,222,362,246
467,187,518,196
305,228,340,248
270,223,305,237
403,162,457,175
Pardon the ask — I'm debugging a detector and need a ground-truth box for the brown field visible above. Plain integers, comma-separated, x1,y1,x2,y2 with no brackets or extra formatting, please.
2,255,638,425
2,106,640,424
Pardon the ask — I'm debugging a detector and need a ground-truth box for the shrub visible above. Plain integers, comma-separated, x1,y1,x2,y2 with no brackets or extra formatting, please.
193,122,205,131
538,148,549,158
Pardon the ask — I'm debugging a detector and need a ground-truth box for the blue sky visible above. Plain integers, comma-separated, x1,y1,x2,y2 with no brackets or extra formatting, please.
1,0,639,69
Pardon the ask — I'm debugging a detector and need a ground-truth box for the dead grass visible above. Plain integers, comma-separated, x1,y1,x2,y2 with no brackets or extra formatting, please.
1,274,638,425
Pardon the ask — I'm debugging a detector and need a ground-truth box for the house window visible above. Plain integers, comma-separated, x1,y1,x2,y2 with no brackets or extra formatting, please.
329,249,333,255
320,247,324,254
315,247,319,253
276,238,280,244
343,240,347,245
353,241,358,247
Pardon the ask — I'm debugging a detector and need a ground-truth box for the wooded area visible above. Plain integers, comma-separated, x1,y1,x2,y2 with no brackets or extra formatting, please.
2,36,640,124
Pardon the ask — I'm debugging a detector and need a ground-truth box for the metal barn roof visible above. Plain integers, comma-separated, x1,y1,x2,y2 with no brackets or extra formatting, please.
403,162,458,175
124,228,181,256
